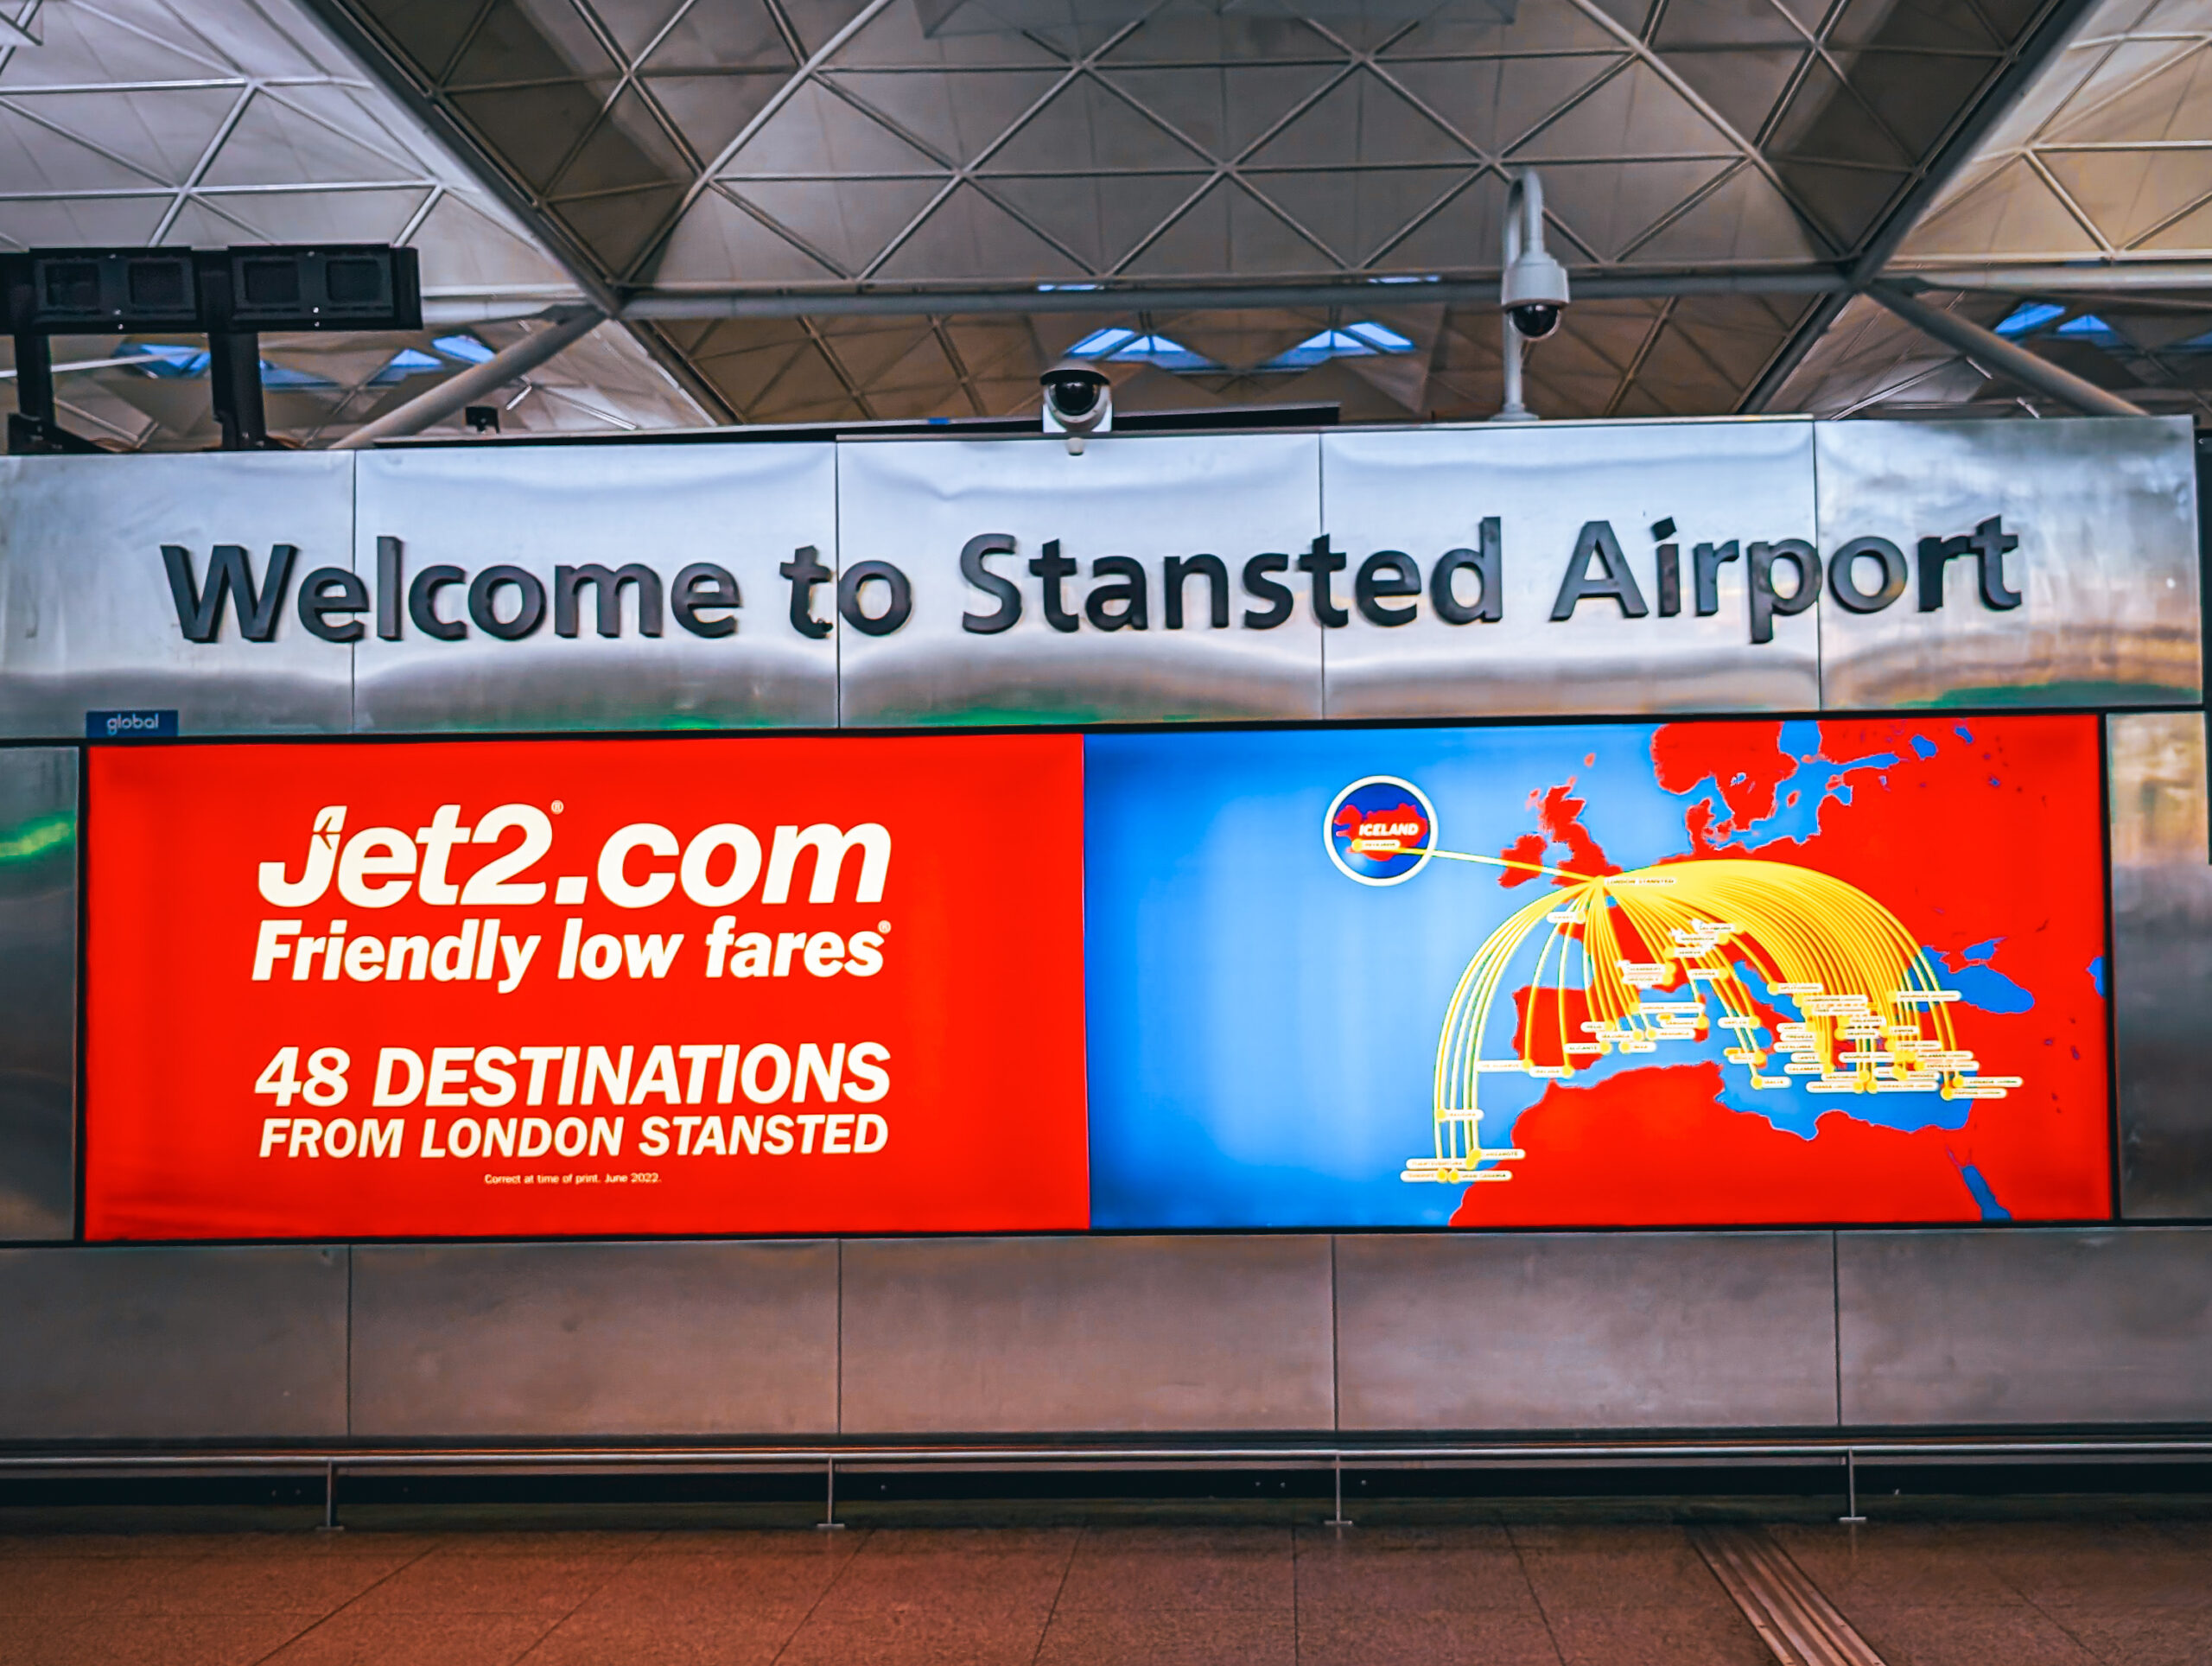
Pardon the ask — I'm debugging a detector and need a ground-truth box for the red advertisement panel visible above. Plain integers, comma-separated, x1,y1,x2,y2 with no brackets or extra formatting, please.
86,735,1089,1240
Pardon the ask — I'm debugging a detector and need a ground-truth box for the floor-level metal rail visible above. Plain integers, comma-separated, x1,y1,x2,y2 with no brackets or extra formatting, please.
1,1434,2207,1532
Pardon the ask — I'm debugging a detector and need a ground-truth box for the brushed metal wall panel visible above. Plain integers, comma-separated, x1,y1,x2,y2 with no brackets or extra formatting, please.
0,748,74,1239
2109,712,2212,1218
836,434,1324,726
0,1244,346,1439
353,445,837,732
1321,420,1821,718
1335,1232,1840,1431
1817,417,2200,710
351,1239,837,1436
840,1235,1335,1433
1838,1227,2212,1425
0,453,355,737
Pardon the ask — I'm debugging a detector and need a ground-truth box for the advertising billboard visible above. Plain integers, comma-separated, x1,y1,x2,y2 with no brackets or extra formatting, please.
84,735,1089,1239
1086,715,2112,1229
84,715,2112,1239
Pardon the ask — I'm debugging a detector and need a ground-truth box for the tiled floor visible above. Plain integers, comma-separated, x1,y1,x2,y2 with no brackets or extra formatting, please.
1,1514,2209,1664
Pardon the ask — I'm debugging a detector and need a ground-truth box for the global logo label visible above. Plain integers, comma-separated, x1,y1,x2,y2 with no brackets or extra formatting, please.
1325,776,1437,886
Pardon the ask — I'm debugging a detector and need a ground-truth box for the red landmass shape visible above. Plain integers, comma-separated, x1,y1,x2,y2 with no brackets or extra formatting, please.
1497,780,1620,888
1650,720,1798,847
1450,1060,2104,1227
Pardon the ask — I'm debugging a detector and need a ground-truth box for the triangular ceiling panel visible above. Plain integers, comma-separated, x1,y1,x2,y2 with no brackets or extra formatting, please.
447,0,618,88
555,181,688,270
1243,68,1476,168
1540,157,1738,262
2050,39,2212,143
407,190,570,289
200,89,417,187
1630,162,1831,262
0,4,224,87
1771,157,1908,248
1246,166,1470,266
584,0,692,63
724,79,946,176
194,186,433,244
1510,61,1735,161
644,72,787,162
4,86,243,188
641,1,797,72
648,185,842,283
1096,63,1343,159
0,105,166,193
550,86,692,197
1650,0,1810,49
869,181,1087,280
1901,154,2101,256
1380,172,1508,270
982,170,1209,268
983,78,1209,172
450,81,620,191
728,176,948,273
1121,177,1338,277
0,193,171,249
2040,147,2212,248
828,69,1068,167
1384,54,1623,156
2139,190,2212,251
1663,48,1809,145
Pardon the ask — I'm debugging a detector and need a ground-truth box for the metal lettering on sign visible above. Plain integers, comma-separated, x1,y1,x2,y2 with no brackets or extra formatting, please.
835,434,1325,727
0,420,2197,737
1815,417,2200,710
352,445,838,732
1320,421,1821,718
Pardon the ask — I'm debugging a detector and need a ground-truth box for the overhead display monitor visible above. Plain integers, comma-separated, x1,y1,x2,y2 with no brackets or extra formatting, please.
84,734,1089,1239
1085,715,2112,1229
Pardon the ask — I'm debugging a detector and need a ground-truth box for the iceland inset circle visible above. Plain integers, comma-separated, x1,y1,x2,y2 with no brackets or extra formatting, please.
1325,776,1438,886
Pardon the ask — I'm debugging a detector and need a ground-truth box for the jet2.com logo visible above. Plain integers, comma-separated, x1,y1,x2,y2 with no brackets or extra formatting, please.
1325,776,1438,886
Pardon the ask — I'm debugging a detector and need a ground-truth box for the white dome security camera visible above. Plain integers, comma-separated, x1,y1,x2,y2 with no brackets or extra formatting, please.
1496,169,1569,418
1040,357,1112,454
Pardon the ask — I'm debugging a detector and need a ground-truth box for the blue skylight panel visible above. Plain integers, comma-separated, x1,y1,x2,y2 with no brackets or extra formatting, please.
1346,320,1414,351
1105,334,1217,371
1993,302,2064,337
1068,327,1135,358
433,333,498,364
2054,312,2122,343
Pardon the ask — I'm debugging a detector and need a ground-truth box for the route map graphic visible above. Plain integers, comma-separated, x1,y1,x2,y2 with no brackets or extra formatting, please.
1085,716,2110,1229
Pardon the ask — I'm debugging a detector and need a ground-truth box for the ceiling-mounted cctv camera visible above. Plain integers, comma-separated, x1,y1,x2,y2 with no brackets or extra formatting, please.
1040,357,1112,455
1495,169,1569,420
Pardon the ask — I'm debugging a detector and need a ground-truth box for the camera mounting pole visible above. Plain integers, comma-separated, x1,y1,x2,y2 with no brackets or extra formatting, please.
1495,170,1568,423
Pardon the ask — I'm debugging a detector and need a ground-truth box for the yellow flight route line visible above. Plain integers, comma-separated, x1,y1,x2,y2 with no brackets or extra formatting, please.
1394,844,2004,1187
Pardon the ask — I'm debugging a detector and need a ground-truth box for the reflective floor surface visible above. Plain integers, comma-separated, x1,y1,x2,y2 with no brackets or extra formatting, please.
1,1512,2209,1665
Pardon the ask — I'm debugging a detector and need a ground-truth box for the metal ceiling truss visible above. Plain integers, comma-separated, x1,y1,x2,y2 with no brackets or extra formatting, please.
284,0,2111,423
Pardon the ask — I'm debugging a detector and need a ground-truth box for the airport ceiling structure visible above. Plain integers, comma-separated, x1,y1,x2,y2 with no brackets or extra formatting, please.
0,0,2207,443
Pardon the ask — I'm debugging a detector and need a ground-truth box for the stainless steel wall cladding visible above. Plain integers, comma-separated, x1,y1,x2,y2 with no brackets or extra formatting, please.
2109,712,2212,1218
1816,417,2201,711
350,1240,838,1437
0,452,355,736
1837,1228,2212,1425
0,748,74,1240
839,1235,1336,1434
835,434,1325,727
353,444,837,732
1334,1232,1840,1431
1320,422,1822,718
0,1244,347,1440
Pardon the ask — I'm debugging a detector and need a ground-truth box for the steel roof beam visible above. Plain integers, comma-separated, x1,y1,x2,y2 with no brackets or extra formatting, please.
621,270,1853,321
1867,282,2147,417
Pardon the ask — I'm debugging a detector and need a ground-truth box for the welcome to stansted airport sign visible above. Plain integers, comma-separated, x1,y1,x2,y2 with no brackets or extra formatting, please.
0,413,2196,736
